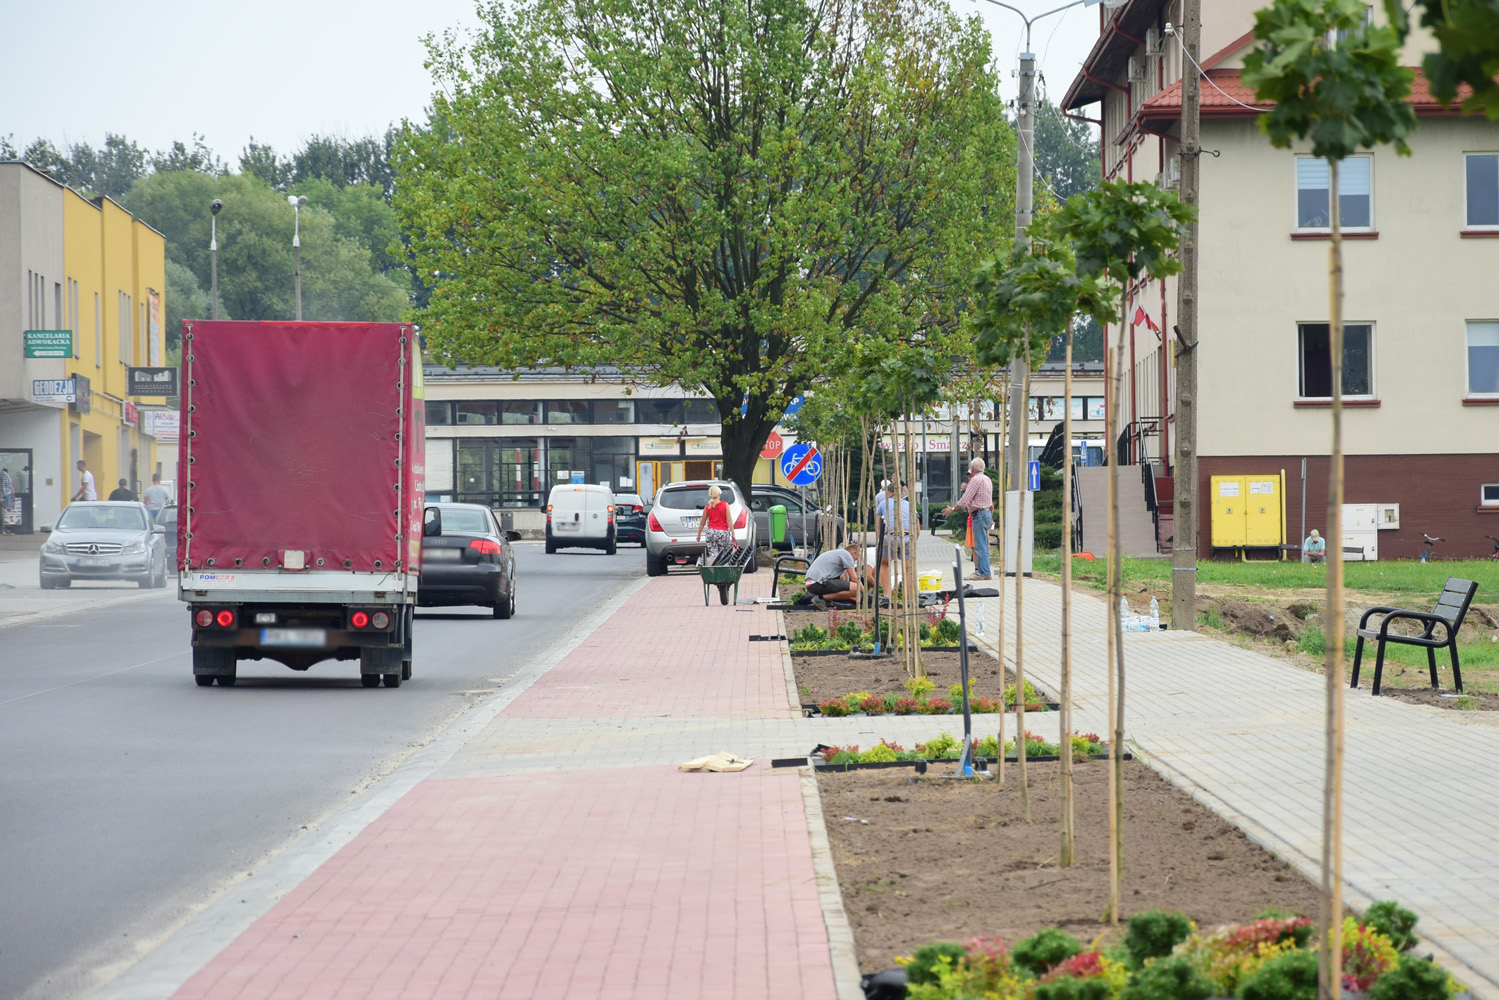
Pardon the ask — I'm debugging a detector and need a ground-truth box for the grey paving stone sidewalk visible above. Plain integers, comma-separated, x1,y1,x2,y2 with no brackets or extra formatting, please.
913,532,1499,998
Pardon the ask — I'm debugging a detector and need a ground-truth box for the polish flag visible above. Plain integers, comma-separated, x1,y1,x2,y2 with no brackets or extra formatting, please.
1131,305,1160,332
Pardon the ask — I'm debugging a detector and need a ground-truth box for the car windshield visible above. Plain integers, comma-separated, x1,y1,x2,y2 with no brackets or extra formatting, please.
657,486,736,509
58,506,147,531
157,508,177,527
438,508,492,535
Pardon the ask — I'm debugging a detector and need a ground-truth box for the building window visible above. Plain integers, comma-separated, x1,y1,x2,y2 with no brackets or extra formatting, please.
1466,153,1499,228
682,399,718,423
424,401,452,426
594,399,634,424
501,401,539,425
1483,484,1499,507
1029,396,1065,421
1069,396,1105,421
1468,321,1499,396
545,400,590,424
454,401,498,425
1298,322,1374,398
1296,155,1372,230
637,399,685,424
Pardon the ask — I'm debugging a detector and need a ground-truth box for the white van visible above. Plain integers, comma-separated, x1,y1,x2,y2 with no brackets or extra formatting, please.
545,484,617,554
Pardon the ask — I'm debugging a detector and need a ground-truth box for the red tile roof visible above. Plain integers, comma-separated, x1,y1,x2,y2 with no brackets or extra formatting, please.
1139,67,1473,130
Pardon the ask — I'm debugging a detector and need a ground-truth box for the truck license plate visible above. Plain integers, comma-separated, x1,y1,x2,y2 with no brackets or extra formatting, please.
260,628,327,647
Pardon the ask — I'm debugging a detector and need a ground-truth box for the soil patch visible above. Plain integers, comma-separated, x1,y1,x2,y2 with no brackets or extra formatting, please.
1376,687,1499,711
792,648,1022,707
818,758,1321,972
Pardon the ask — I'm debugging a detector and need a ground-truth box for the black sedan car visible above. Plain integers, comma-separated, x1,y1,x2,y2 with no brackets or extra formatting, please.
616,502,651,546
418,502,521,618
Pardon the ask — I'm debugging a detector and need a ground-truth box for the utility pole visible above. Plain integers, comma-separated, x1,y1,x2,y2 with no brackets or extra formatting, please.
1007,49,1037,498
1170,0,1201,631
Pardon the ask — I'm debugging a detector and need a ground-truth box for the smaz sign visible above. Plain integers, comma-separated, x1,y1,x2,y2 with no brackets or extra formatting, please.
126,366,179,397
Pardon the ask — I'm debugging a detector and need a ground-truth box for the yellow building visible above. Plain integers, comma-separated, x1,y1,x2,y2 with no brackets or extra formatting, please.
0,161,167,529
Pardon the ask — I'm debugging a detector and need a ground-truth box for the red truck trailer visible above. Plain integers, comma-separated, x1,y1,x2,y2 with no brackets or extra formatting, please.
176,321,424,688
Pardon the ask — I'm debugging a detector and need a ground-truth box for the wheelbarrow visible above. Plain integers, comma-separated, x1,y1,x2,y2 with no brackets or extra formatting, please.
700,556,746,606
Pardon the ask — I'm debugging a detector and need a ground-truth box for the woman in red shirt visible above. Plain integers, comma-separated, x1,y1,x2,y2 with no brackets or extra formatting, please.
695,485,734,565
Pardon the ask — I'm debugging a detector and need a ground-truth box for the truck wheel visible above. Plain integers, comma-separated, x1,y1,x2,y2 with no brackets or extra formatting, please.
383,671,402,688
361,674,381,688
195,675,215,687
646,553,666,577
217,675,237,686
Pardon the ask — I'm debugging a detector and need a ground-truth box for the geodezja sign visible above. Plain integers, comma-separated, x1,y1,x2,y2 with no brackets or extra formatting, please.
780,443,821,486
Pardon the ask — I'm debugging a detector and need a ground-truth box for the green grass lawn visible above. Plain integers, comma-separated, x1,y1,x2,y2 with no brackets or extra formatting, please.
1032,553,1499,597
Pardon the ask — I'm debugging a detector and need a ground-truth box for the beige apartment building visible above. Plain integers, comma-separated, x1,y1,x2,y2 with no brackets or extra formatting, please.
1063,1,1499,559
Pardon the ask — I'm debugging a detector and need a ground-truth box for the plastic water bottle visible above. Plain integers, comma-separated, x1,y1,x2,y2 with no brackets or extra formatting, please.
975,601,986,635
1149,597,1160,631
1119,597,1129,628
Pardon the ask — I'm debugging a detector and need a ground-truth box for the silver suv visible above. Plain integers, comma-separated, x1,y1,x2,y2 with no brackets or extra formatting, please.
645,480,758,577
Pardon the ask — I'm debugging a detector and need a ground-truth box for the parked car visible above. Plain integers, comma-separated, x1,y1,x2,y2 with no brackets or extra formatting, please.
645,480,758,576
418,502,522,618
38,501,169,589
748,484,844,551
616,503,651,547
545,483,617,554
156,504,178,562
614,492,646,514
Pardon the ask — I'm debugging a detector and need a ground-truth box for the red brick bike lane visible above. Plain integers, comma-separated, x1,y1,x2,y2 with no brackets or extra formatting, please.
170,573,838,999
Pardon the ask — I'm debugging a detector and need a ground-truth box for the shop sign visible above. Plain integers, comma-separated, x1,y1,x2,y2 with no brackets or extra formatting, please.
71,373,91,415
126,366,179,396
32,378,76,404
123,402,139,426
684,438,720,455
638,437,679,456
24,330,73,358
142,411,181,441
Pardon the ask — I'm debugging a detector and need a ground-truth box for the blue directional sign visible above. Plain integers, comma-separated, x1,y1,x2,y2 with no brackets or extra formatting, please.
1027,460,1041,492
780,443,822,486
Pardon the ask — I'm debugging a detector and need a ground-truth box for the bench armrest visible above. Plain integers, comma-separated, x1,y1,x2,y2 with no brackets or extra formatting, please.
1370,609,1453,642
1357,605,1403,630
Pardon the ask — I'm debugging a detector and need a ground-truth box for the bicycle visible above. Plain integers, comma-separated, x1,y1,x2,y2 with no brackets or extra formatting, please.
1485,534,1499,561
1419,533,1444,562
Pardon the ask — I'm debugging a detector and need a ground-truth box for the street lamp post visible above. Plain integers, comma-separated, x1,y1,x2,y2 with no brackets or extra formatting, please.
209,199,222,320
975,0,1108,496
288,195,307,321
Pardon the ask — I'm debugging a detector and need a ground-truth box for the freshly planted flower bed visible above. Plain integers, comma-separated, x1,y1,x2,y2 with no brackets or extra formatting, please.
791,646,1057,715
810,677,1054,718
789,608,966,654
811,731,1110,770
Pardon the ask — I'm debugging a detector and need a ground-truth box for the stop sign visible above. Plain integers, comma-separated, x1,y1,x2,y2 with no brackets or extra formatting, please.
760,431,784,460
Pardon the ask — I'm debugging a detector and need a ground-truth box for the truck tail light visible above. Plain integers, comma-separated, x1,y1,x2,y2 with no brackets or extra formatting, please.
648,513,662,532
195,610,213,628
734,508,748,529
215,609,235,628
468,539,502,556
351,611,370,629
371,611,391,630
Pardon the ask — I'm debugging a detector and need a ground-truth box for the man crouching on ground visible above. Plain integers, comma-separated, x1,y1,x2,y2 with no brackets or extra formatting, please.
805,539,872,609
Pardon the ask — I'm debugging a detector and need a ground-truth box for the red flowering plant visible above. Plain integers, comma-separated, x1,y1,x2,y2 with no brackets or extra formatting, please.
858,696,886,714
891,697,921,715
818,699,850,717
1039,950,1106,983
921,698,954,715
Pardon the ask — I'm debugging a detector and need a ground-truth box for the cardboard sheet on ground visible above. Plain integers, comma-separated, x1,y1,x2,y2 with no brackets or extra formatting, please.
679,751,755,772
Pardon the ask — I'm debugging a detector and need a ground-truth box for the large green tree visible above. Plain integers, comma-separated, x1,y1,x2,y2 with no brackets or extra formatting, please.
396,0,1014,493
123,171,407,323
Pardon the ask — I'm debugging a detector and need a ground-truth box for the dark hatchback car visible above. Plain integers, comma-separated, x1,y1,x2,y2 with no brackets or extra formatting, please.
419,502,521,618
616,501,650,546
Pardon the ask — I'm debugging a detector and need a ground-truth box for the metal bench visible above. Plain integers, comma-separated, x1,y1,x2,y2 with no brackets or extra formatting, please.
1350,577,1478,696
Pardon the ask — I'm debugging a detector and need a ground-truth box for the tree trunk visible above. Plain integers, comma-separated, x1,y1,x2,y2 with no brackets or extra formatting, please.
1105,315,1126,925
1171,0,1201,631
1319,157,1347,1000
1060,321,1076,867
1016,370,1032,823
994,392,1008,789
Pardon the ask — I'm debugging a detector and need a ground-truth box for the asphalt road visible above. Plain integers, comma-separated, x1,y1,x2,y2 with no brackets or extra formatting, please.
0,542,646,1000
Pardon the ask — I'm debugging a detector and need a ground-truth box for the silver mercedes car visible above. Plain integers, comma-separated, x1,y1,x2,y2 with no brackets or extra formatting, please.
39,502,169,589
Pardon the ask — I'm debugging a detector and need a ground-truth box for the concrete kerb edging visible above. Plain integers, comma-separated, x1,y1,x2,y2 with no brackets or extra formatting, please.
91,573,653,1000
1130,740,1499,1000
801,771,866,1000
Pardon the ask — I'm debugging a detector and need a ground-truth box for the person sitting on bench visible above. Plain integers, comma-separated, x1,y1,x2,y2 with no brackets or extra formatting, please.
805,540,870,609
1304,529,1326,564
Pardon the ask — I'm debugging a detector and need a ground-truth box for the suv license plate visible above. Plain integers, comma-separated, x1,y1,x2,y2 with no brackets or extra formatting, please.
260,628,327,647
683,516,699,528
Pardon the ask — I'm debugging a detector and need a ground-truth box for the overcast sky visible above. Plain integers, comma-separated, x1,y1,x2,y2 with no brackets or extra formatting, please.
2,0,1101,163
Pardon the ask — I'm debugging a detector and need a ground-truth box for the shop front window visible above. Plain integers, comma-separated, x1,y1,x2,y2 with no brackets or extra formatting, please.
595,400,634,424
546,400,590,424
455,401,498,425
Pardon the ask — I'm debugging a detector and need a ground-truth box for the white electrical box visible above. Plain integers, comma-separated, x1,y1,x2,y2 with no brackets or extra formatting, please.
1341,503,1379,561
1003,490,1035,576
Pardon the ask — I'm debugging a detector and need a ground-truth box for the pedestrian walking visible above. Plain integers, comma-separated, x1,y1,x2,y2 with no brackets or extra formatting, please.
108,478,138,502
694,485,735,566
72,460,97,502
0,465,14,534
143,473,171,521
944,457,994,579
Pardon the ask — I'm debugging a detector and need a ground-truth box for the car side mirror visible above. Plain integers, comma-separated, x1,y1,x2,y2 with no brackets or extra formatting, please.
504,530,522,542
152,524,167,534
39,523,53,533
423,507,442,537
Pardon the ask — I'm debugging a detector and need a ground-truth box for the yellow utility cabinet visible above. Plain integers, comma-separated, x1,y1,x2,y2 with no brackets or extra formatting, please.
1210,474,1285,551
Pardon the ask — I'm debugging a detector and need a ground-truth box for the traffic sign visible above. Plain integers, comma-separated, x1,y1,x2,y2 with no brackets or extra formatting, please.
783,395,805,419
780,443,821,486
1027,460,1041,492
759,431,784,460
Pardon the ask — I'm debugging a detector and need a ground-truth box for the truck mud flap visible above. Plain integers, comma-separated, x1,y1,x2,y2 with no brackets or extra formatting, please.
359,646,403,674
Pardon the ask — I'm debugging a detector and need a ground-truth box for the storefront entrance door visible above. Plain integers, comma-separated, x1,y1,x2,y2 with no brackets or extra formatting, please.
0,449,34,534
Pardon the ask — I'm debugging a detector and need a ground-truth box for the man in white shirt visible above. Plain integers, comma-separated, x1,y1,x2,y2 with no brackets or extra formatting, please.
874,483,920,594
804,539,869,608
143,473,171,520
72,460,97,502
